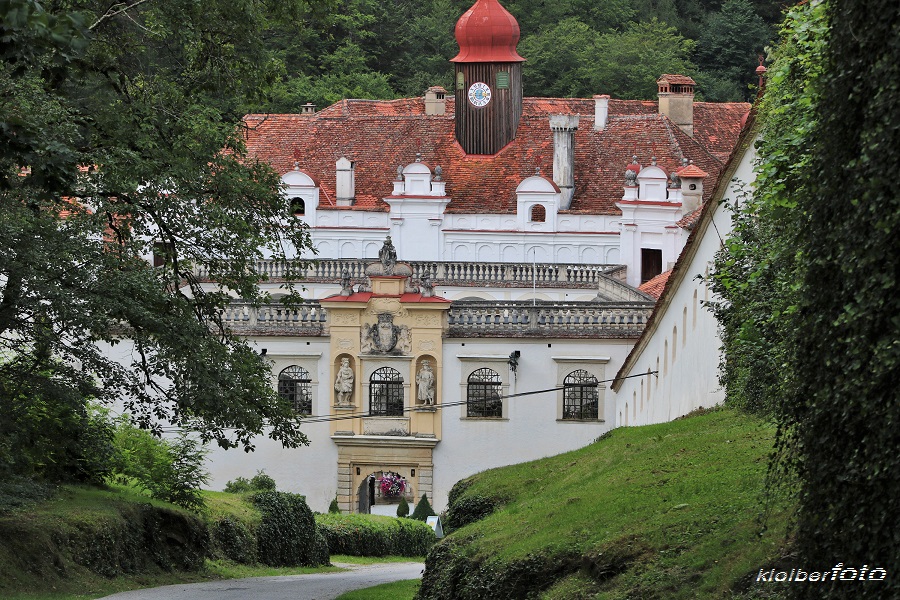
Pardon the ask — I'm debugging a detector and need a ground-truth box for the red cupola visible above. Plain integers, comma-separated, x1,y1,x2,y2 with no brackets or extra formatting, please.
452,0,525,155
451,0,525,63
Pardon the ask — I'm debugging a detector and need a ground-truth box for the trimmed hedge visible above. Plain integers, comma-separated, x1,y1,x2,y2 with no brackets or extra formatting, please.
315,513,435,557
253,491,329,567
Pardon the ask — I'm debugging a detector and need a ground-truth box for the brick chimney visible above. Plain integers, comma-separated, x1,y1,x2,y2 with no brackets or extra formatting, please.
657,74,695,136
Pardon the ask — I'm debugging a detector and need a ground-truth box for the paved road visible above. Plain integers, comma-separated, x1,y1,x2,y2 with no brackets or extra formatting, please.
99,562,425,600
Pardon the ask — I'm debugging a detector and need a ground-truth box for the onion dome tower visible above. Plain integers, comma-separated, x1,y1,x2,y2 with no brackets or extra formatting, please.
451,0,525,155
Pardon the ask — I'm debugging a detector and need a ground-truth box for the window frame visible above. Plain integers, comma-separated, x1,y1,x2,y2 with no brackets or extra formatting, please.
278,365,313,415
562,369,599,420
369,366,405,417
466,368,503,418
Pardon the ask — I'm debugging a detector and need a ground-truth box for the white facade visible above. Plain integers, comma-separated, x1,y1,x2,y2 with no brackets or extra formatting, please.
613,129,760,426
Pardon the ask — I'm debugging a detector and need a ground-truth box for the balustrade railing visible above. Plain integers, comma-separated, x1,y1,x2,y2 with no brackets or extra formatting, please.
222,298,652,339
196,259,625,288
446,300,653,338
222,301,327,334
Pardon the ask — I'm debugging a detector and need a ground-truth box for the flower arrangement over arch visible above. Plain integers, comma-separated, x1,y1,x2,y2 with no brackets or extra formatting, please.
379,472,406,498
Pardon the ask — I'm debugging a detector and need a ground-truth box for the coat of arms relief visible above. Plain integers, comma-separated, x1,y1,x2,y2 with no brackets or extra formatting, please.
361,313,411,354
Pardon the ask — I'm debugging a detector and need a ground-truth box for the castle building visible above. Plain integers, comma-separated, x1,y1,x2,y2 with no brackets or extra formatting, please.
199,0,752,513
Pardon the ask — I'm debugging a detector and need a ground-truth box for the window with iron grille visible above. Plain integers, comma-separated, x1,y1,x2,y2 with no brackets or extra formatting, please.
467,368,502,418
278,365,312,415
369,367,404,416
563,369,599,420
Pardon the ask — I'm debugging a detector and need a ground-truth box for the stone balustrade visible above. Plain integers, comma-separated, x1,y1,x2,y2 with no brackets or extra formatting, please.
221,301,327,335
222,298,652,339
197,259,626,288
446,300,653,339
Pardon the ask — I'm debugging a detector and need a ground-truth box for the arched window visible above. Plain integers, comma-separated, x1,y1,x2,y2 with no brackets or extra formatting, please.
563,369,599,420
278,365,312,415
290,197,305,215
369,367,404,416
467,368,502,418
530,204,546,223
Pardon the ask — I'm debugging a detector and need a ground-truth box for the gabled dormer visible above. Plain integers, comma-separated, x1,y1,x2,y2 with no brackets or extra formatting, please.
282,165,319,224
516,173,560,232
390,156,447,197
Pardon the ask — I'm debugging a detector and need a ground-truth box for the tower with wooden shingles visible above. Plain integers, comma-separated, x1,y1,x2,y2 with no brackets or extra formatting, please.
451,0,525,155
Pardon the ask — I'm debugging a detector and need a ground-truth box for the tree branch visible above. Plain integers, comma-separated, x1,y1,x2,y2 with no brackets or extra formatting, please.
90,0,154,32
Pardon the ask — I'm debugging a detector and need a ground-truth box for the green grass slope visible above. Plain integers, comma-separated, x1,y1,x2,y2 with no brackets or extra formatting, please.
419,409,793,600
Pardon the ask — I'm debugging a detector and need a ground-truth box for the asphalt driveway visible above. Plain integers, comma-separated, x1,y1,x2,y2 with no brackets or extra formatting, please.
99,561,425,600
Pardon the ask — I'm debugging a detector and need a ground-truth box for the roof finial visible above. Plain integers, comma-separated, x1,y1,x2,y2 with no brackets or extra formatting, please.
632,154,638,164
293,161,300,170
756,55,768,89
434,165,443,181
415,152,422,163
535,166,541,176
651,156,657,166
682,157,689,167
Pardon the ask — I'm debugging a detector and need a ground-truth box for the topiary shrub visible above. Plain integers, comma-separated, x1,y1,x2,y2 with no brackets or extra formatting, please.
328,497,340,514
210,516,258,564
252,491,329,567
315,513,435,557
396,496,410,517
410,493,436,521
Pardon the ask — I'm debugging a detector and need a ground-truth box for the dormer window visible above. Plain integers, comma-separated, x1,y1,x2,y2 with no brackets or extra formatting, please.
530,204,546,223
290,197,305,216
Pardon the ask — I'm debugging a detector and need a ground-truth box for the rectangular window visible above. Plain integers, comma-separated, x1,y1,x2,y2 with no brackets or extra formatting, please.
496,71,510,89
641,248,663,284
456,72,465,90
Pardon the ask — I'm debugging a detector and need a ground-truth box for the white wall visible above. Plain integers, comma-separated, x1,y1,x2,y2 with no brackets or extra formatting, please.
433,337,634,510
614,136,758,426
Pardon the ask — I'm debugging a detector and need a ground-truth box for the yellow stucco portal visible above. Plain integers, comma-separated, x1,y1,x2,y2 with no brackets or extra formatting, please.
320,266,449,513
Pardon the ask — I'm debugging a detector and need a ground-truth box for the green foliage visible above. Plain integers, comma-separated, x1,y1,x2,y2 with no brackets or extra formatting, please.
328,497,341,514
410,494,436,521
110,419,209,511
711,0,900,594
1,0,324,481
418,410,790,600
224,477,253,494
444,480,503,532
315,513,435,557
694,0,772,101
252,491,329,567
396,496,410,517
210,516,258,564
249,471,277,492
334,578,421,600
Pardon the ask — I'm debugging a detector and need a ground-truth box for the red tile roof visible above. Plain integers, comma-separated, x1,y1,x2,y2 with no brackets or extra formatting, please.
451,0,524,63
638,270,672,300
242,96,748,216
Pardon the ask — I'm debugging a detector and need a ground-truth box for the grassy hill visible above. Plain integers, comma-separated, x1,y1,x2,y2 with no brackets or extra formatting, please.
419,408,793,599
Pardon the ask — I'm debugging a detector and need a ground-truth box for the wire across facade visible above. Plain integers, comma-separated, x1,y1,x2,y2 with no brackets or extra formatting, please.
278,365,312,415
563,369,599,420
369,367,404,416
467,368,503,418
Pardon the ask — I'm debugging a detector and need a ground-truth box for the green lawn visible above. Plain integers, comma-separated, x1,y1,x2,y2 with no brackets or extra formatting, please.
335,578,422,600
421,408,794,599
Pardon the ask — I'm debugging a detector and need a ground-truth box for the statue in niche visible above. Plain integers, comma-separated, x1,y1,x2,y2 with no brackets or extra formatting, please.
379,236,397,275
334,357,354,406
416,360,436,405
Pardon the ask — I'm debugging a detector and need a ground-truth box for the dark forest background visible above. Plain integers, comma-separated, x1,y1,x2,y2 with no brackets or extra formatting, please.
260,0,785,112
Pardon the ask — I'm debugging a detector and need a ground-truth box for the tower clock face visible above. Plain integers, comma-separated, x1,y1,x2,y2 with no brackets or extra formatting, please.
467,82,492,107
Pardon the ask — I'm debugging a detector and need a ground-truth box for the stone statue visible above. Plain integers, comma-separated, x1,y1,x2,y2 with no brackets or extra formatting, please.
378,236,397,275
624,167,637,187
416,360,436,405
334,358,354,406
339,268,353,296
669,171,681,189
420,270,434,298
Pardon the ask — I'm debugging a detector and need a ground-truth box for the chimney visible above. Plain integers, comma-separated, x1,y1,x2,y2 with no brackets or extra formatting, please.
424,86,448,116
301,103,317,115
593,95,609,131
676,161,708,214
657,74,695,136
336,157,355,206
550,115,579,209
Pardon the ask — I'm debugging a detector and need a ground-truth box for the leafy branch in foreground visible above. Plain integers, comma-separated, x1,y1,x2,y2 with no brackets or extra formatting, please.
1,0,336,481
